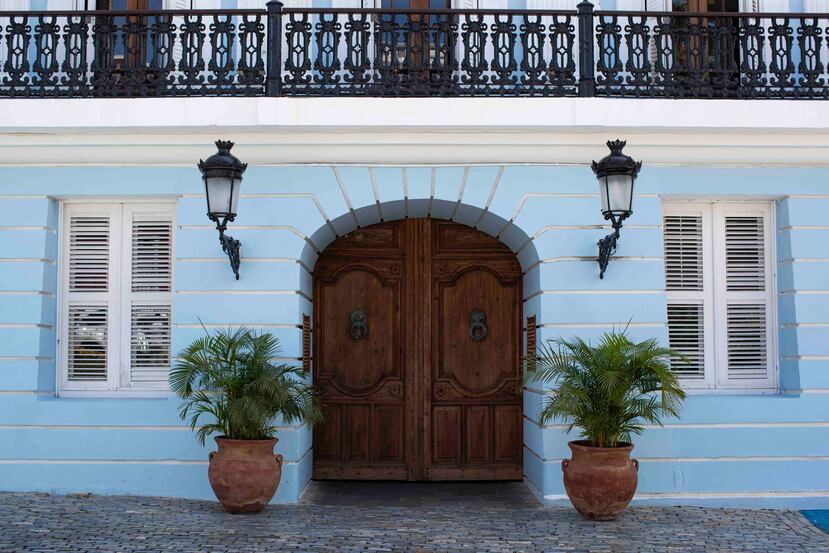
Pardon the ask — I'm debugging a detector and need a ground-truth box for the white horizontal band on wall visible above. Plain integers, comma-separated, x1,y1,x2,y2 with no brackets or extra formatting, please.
177,257,299,263
537,322,665,328
779,226,829,231
0,195,50,199
179,224,309,236
0,423,308,431
0,448,312,467
175,290,301,295
529,420,829,429
175,323,300,329
531,224,661,237
544,491,829,500
529,290,664,297
0,226,56,232
530,450,829,463
0,459,207,465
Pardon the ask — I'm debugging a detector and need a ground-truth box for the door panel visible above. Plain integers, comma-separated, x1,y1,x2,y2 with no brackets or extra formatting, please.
494,405,523,463
432,406,462,463
435,268,518,394
314,404,342,462
318,267,399,395
313,219,522,481
465,406,492,463
427,220,523,480
313,222,409,479
373,405,405,462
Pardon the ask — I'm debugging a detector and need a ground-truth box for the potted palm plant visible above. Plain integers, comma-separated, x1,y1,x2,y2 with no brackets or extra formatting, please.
525,331,685,520
171,327,320,513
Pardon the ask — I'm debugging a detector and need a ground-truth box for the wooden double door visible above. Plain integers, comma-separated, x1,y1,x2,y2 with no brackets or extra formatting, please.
313,219,523,481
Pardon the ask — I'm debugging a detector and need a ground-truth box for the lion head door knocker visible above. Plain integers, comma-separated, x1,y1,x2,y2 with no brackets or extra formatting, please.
468,309,488,342
349,308,368,341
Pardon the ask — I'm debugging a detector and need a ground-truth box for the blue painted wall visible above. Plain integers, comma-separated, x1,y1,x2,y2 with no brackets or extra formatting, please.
1,164,829,507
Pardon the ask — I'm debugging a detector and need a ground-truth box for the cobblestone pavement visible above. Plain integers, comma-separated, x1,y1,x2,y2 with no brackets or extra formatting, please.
1,487,828,553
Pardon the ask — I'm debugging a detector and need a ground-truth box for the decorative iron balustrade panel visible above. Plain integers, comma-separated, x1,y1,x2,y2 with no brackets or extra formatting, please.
1,7,828,98
281,9,578,97
0,10,266,97
594,11,829,99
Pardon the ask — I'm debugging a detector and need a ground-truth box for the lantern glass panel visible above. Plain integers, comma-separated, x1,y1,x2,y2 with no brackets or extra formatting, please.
229,177,242,215
599,176,609,213
604,173,633,215
206,176,234,216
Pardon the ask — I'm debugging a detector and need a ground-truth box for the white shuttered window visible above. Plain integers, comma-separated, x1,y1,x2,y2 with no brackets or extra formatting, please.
663,202,775,391
60,203,174,393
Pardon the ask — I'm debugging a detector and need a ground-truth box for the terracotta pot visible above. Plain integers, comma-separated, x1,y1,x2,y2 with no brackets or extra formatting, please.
208,437,284,514
561,440,638,521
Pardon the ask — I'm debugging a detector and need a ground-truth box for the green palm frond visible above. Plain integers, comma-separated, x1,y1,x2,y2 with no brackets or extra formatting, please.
523,330,686,448
171,326,321,446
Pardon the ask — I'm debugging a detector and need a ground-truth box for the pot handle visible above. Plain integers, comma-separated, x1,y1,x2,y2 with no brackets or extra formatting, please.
275,453,284,467
561,459,569,472
632,459,639,472
209,451,216,461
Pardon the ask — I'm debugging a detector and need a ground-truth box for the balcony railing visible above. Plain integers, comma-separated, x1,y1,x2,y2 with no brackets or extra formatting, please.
1,3,828,99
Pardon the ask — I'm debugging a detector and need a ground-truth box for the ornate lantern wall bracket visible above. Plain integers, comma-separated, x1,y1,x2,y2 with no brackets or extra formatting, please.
198,140,247,280
591,140,642,279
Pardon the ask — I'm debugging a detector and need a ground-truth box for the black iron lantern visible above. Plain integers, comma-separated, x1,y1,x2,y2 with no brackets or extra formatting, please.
198,140,247,280
592,140,641,279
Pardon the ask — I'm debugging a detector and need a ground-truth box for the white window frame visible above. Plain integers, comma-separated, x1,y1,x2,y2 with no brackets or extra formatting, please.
663,199,778,393
57,200,176,398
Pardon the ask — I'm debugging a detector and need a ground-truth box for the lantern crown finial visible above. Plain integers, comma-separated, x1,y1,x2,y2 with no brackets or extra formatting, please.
198,139,247,177
592,139,641,179
215,140,234,155
606,139,626,154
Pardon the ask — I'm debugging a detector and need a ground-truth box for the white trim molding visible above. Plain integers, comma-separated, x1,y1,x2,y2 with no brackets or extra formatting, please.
1,98,829,166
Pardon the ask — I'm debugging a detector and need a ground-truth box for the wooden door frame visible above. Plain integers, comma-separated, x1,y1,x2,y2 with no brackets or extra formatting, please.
311,218,524,481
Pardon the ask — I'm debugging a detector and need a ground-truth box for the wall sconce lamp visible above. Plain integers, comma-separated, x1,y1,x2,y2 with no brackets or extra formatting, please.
198,140,247,280
592,140,642,279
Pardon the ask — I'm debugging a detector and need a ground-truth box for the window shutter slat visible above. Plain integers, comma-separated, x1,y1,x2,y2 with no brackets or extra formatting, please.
69,216,110,291
131,217,173,292
667,303,705,379
725,216,765,291
664,215,703,291
66,304,108,382
130,304,172,385
726,303,768,380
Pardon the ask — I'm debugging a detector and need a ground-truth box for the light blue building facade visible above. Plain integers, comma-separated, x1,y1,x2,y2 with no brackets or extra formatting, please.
1,0,829,508
3,147,829,506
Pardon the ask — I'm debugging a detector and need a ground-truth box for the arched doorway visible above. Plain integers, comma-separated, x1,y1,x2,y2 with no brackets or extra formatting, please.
312,219,523,481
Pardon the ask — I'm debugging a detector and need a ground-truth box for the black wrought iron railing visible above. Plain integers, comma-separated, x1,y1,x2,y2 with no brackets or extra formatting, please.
1,2,828,99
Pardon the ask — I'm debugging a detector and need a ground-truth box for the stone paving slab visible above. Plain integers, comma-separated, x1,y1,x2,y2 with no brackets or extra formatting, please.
1,492,828,553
